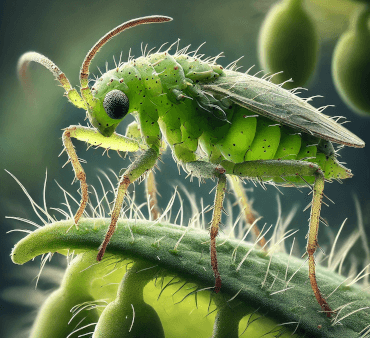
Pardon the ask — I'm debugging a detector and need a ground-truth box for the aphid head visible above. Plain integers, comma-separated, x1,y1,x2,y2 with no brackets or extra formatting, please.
79,16,172,137
17,16,172,138
87,88,130,137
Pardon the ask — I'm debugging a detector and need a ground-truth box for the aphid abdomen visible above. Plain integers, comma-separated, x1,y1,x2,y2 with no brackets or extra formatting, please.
296,135,318,161
273,128,302,160
216,108,257,163
245,115,281,161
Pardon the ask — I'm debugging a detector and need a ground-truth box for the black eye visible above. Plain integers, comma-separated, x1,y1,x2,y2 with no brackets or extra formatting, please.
103,90,129,120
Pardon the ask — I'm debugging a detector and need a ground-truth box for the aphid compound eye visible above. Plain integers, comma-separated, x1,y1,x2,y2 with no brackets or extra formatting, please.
103,90,129,119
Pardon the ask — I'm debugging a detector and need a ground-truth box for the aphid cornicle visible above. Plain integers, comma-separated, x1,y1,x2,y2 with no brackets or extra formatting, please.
17,15,365,318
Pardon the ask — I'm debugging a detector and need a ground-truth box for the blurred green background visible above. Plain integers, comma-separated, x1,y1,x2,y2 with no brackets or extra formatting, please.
1,0,369,336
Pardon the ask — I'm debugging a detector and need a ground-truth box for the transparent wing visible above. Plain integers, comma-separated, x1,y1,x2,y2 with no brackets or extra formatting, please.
201,70,365,148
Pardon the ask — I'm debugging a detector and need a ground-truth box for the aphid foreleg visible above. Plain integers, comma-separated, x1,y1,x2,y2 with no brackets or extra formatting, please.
97,147,159,261
222,159,333,316
62,129,88,226
62,125,142,225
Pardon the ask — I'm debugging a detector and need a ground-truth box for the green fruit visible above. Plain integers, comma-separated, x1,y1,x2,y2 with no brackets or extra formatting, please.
332,5,370,116
258,0,319,89
30,253,100,338
93,261,165,338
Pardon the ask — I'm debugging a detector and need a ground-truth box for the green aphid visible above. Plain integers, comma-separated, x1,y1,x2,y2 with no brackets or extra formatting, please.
17,15,365,318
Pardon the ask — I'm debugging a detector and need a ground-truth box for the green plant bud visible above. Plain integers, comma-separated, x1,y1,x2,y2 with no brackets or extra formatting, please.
258,0,319,89
93,260,165,338
332,5,370,116
30,253,100,338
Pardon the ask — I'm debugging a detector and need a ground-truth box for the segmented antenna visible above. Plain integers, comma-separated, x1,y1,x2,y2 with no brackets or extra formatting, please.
17,52,86,109
18,52,72,91
79,16,173,97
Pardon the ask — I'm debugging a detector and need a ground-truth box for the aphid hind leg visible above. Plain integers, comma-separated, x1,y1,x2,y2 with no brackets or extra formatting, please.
225,159,333,317
210,171,227,293
306,173,333,317
185,161,227,293
62,125,142,225
97,147,159,261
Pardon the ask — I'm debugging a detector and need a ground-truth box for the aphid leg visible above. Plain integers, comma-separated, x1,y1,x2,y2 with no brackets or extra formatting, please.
97,147,159,261
185,162,227,292
224,159,333,316
145,170,161,220
185,161,227,292
61,125,142,225
307,171,333,317
227,175,267,249
62,128,88,226
210,170,227,293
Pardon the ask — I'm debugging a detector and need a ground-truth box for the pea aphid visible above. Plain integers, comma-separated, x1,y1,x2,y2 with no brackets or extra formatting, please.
18,15,365,318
